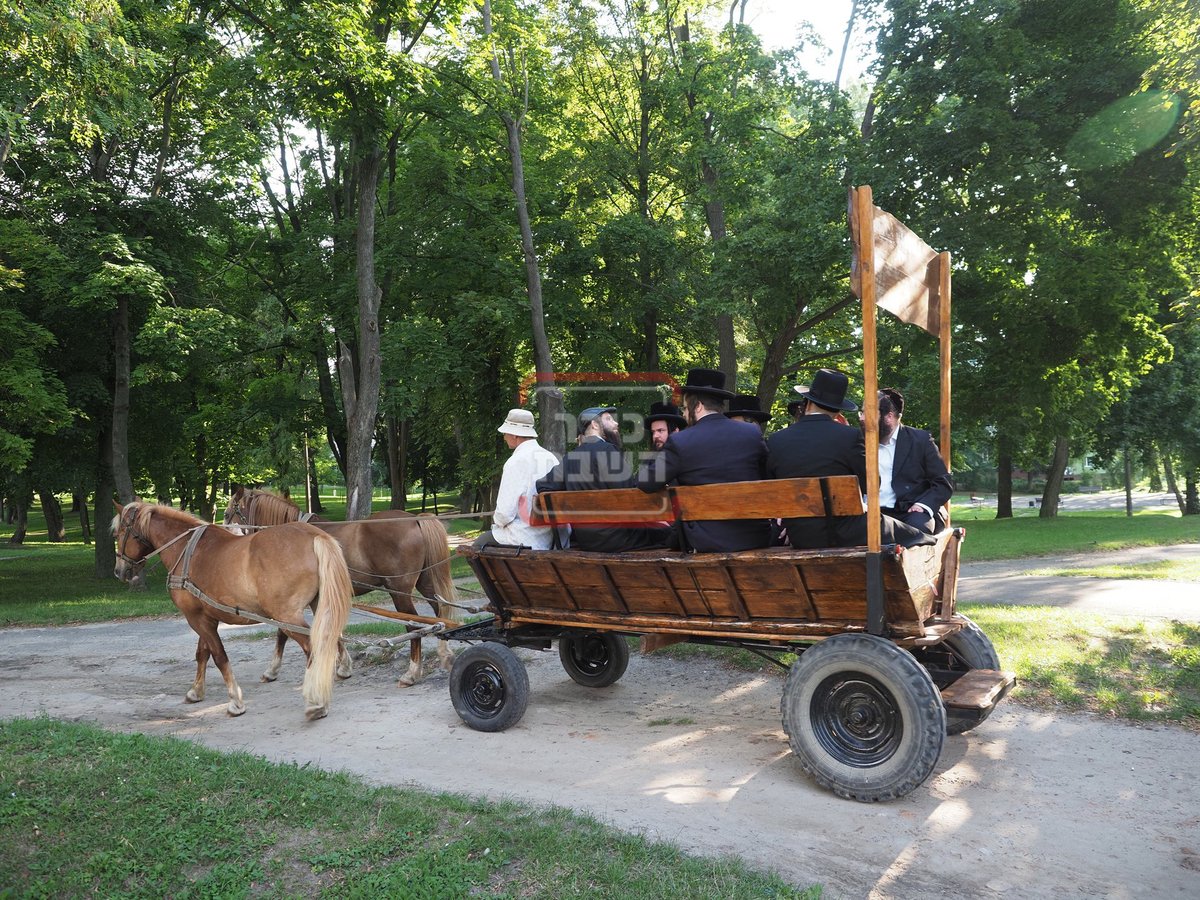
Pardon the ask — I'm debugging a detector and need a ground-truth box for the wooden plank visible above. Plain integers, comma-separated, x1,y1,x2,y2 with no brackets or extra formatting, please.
530,488,671,526
607,564,684,616
506,608,866,640
941,669,1016,710
671,476,864,520
937,530,962,619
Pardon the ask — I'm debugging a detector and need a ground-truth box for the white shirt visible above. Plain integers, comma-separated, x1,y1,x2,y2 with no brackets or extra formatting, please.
878,431,898,508
493,439,560,548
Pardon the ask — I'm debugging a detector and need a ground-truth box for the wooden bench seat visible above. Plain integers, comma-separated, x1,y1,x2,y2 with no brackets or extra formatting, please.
529,476,865,528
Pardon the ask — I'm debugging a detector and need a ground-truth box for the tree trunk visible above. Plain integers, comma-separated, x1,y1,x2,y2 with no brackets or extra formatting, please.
76,490,92,544
996,436,1013,519
1039,435,1069,518
1163,452,1185,514
342,144,385,521
307,450,324,514
112,294,135,503
1186,469,1199,516
484,0,564,456
1147,444,1163,492
386,414,409,510
8,496,28,545
39,490,66,542
1123,446,1133,518
93,424,117,578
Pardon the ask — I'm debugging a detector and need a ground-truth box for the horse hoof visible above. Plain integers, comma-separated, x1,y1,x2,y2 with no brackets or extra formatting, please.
260,673,278,683
185,690,203,703
305,704,328,721
396,677,416,688
227,703,246,717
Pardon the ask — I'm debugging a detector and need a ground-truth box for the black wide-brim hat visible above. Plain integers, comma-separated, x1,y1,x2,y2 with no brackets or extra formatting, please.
644,401,686,430
681,367,734,399
797,369,858,412
727,394,770,422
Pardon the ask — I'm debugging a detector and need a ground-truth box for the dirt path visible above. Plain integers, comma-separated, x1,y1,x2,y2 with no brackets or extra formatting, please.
2,612,1198,898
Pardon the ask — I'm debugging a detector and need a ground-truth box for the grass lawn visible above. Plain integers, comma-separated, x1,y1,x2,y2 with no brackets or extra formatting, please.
0,718,817,899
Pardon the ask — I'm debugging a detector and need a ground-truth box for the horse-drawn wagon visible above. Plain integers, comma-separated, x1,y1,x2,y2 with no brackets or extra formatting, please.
442,188,1015,802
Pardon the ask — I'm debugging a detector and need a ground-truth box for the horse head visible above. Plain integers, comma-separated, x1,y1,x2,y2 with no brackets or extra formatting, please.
112,501,153,582
223,487,252,535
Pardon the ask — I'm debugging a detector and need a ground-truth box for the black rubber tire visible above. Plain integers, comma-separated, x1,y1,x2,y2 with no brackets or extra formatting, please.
781,634,946,802
942,616,1002,736
558,631,630,688
449,643,529,732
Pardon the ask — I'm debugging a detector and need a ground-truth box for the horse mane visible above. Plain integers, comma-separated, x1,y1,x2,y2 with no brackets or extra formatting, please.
247,489,300,526
134,502,205,533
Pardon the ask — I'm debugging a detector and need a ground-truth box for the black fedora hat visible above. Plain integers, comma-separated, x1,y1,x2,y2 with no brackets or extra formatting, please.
797,369,858,412
726,394,770,422
680,367,734,399
644,400,686,430
786,384,810,415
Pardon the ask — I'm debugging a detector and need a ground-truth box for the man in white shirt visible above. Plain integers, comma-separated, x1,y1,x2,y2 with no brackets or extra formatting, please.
488,408,561,548
877,388,954,534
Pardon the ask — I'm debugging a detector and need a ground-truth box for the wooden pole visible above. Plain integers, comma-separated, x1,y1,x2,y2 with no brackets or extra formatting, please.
938,250,952,469
854,186,881,554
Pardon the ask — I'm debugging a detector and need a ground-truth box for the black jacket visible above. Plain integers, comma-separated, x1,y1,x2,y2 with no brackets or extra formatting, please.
766,416,868,549
637,413,771,552
887,425,954,528
766,416,933,549
537,436,666,552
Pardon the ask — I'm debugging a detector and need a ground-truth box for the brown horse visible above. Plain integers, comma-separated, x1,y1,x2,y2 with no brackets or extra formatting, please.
224,487,461,686
112,501,351,720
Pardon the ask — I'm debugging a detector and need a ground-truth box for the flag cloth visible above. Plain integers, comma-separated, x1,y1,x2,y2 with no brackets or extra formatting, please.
850,197,943,335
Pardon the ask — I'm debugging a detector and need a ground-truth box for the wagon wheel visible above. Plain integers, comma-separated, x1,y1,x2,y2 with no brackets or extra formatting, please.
558,632,630,688
449,643,529,732
939,616,1002,736
781,634,946,802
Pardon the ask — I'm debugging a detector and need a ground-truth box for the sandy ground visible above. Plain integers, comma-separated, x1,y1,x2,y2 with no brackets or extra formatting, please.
3,549,1199,900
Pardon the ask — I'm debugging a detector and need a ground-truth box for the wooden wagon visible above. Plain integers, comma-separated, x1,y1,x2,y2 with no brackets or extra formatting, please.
450,477,1012,802
443,187,1015,802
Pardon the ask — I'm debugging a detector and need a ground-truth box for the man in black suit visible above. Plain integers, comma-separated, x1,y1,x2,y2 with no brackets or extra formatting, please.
878,388,954,534
766,369,931,549
536,407,667,552
638,369,771,552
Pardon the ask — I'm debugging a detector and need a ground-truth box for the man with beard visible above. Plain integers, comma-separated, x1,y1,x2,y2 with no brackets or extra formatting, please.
766,369,931,549
877,388,953,534
536,407,668,551
645,400,686,451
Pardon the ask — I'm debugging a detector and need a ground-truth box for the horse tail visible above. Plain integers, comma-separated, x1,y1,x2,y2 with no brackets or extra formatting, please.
417,516,462,623
303,532,353,716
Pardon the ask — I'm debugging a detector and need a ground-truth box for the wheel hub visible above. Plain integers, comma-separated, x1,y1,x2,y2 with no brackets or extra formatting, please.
811,673,903,768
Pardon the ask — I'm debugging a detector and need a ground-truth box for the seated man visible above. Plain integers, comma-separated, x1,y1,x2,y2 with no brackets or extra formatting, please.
727,394,770,435
877,388,954,534
537,407,668,552
484,408,561,549
766,369,931,550
638,368,771,552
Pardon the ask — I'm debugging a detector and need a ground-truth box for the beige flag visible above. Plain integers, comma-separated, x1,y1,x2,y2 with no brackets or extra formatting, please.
850,197,943,335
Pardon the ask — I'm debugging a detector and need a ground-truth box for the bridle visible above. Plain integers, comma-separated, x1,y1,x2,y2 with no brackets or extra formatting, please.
115,506,155,573
224,494,251,528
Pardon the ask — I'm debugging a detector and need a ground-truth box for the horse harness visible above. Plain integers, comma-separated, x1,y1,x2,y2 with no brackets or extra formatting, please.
163,524,314,636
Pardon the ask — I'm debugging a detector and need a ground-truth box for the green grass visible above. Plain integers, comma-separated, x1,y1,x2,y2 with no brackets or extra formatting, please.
1023,559,1200,581
964,605,1200,728
950,511,1198,561
0,718,818,899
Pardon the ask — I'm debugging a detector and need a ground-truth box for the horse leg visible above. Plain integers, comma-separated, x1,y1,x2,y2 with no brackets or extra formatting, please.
336,639,353,680
387,580,424,687
187,614,245,716
262,630,288,683
186,636,210,703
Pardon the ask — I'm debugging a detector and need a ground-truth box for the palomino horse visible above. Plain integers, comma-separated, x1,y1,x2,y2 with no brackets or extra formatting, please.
112,501,352,720
224,487,461,686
